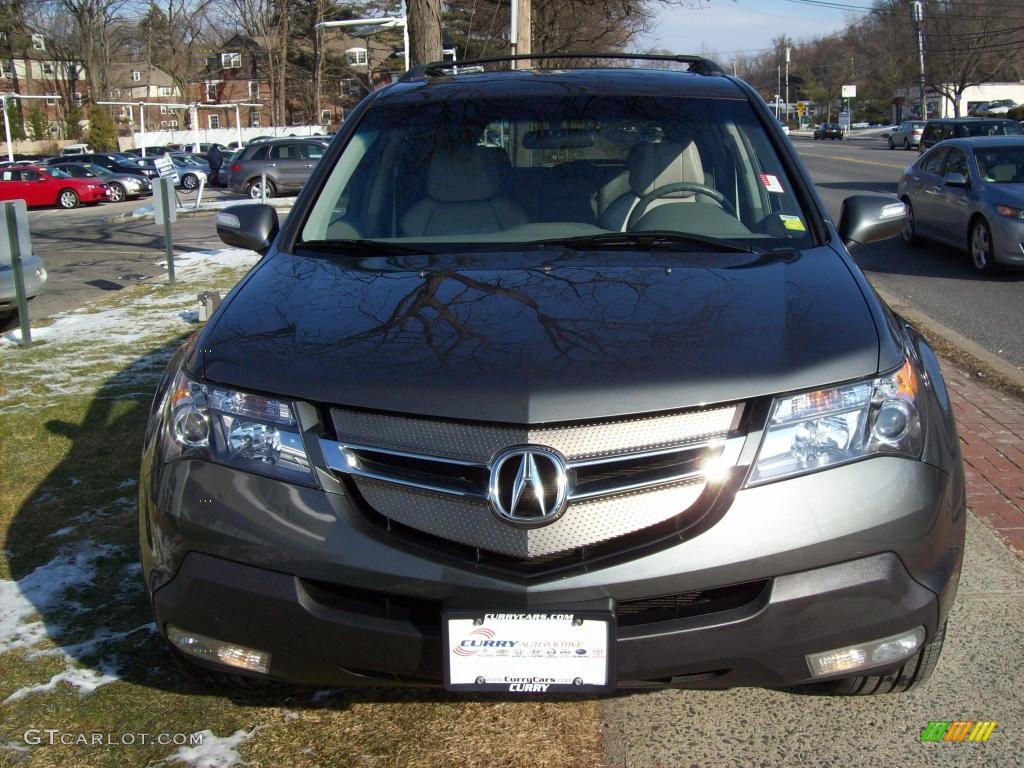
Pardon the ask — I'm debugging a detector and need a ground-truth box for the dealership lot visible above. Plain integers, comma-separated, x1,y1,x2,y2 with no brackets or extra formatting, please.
2,133,1022,767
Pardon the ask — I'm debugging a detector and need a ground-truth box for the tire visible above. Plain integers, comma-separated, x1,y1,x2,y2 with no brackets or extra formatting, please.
181,173,199,190
903,138,910,150
58,189,79,209
812,622,947,696
969,218,998,275
246,178,276,199
902,198,921,247
108,183,126,203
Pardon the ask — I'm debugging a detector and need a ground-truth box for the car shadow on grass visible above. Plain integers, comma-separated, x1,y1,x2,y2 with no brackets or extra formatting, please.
2,335,632,712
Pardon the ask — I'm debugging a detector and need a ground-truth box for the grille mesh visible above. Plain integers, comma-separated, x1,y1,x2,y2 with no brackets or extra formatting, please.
332,406,737,462
355,476,705,558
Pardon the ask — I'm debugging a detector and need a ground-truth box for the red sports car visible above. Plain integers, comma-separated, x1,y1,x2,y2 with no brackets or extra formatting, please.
0,165,109,208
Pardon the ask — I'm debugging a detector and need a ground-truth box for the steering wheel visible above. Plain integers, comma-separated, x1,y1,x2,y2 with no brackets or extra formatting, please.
625,181,736,230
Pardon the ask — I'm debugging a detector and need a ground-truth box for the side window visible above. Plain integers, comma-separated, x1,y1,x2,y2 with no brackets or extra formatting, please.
944,148,968,178
270,144,297,160
301,143,326,160
921,147,949,175
21,170,39,181
1,170,18,181
250,146,269,161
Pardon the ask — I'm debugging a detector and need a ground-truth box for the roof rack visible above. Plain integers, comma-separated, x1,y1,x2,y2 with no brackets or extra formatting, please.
399,52,725,82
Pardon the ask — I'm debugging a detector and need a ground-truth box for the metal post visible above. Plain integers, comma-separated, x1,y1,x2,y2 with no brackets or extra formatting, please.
194,175,205,209
401,0,410,72
139,103,146,156
235,104,242,148
2,201,31,346
776,66,781,120
260,171,267,203
786,46,794,126
2,95,13,163
913,2,927,119
192,104,200,153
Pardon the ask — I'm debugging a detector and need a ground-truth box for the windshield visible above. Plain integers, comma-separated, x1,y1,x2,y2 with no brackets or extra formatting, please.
975,146,1024,183
300,92,814,253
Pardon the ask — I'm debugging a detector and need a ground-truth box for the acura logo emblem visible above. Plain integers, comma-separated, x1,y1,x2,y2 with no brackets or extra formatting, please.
488,446,569,525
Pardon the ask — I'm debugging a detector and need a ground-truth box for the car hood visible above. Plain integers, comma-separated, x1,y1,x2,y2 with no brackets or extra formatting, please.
198,247,883,423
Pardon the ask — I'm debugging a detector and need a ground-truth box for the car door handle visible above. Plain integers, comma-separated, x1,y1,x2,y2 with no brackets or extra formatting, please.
304,163,313,168
267,163,277,167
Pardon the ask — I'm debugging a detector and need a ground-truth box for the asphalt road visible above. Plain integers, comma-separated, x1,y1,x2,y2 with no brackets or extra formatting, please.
792,136,1024,369
17,188,237,323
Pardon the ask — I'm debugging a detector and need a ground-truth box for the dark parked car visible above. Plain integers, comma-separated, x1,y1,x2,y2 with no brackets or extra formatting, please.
226,137,329,198
918,118,1023,152
813,123,844,140
45,161,152,202
142,55,965,696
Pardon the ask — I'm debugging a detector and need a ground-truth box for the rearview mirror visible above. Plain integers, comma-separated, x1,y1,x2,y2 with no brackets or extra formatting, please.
837,195,906,248
943,172,968,188
216,204,279,255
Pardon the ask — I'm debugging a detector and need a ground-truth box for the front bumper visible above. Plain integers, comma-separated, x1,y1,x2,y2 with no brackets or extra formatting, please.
989,213,1024,266
143,456,965,689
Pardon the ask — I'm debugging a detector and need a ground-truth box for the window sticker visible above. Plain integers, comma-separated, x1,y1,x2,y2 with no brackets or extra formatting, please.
778,214,806,232
759,173,785,193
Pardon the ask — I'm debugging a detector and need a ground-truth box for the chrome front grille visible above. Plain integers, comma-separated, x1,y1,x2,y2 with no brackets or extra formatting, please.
322,404,744,559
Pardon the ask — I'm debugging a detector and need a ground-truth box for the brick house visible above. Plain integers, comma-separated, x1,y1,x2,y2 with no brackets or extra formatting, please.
0,30,87,139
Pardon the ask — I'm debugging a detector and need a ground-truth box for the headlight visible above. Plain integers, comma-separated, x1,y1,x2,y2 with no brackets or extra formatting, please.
748,359,923,485
994,204,1024,220
161,371,315,485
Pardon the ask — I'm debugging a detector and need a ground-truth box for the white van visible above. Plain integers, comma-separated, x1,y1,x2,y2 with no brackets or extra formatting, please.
60,144,93,156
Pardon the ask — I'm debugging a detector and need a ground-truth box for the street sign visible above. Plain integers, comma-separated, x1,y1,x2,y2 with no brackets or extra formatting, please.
842,84,857,98
796,102,806,117
0,199,33,345
152,177,177,226
153,154,177,181
152,177,177,284
838,111,851,131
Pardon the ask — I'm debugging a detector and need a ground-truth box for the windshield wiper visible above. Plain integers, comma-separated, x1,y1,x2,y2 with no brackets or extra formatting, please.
535,231,756,254
297,239,432,256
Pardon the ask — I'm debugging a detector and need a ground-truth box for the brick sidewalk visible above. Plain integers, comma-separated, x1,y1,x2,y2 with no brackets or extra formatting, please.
940,358,1024,557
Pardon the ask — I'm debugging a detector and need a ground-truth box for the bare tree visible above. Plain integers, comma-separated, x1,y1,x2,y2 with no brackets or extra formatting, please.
407,0,442,66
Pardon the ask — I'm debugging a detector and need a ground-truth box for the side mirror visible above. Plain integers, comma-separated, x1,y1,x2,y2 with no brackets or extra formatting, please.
216,204,279,255
944,172,969,188
837,195,906,248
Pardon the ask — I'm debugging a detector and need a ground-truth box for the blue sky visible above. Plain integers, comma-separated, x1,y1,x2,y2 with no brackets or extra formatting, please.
646,0,868,61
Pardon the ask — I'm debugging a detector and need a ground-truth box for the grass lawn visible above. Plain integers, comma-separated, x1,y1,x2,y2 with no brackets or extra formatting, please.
0,251,603,768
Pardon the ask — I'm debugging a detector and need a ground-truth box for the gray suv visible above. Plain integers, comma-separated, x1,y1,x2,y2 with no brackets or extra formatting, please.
141,54,965,696
226,138,329,199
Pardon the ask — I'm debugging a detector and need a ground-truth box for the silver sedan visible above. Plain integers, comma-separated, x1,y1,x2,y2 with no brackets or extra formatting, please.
897,136,1024,274
1,253,47,326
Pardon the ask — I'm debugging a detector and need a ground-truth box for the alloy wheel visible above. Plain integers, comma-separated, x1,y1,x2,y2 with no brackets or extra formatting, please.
970,220,996,275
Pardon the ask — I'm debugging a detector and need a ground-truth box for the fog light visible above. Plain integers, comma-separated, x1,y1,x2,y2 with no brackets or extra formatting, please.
167,625,270,674
806,627,925,678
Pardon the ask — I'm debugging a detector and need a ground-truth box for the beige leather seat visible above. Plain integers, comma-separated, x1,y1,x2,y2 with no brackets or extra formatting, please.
401,146,528,236
597,139,706,231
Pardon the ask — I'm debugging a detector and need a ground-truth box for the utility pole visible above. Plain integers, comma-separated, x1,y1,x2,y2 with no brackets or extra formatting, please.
784,46,790,126
913,1,927,119
777,65,781,119
511,0,532,69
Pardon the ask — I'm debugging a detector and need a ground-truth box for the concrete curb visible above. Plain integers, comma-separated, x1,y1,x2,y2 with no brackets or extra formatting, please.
874,284,1024,389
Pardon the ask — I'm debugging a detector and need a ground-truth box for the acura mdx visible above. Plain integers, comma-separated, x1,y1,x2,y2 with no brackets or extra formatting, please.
140,54,965,696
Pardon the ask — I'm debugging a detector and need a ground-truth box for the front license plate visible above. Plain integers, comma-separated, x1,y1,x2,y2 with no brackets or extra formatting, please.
443,611,615,693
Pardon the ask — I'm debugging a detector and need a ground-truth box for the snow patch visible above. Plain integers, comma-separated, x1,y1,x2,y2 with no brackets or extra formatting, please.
0,540,118,654
3,662,120,704
168,727,261,768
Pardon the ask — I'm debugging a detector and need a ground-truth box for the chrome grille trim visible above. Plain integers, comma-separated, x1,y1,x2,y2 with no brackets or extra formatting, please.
330,405,739,463
320,436,743,503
